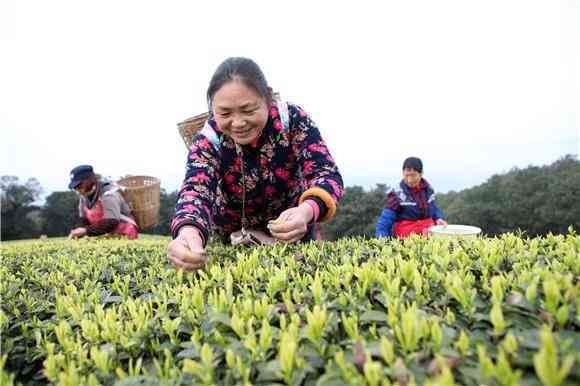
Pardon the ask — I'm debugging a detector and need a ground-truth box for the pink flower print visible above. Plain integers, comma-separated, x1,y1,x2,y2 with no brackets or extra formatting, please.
189,151,204,161
292,144,301,155
182,204,195,213
303,160,315,175
328,180,343,197
308,143,327,153
197,138,211,150
265,186,276,197
232,158,242,171
274,119,283,131
275,167,290,180
190,173,210,183
182,190,199,197
229,184,242,194
224,173,236,185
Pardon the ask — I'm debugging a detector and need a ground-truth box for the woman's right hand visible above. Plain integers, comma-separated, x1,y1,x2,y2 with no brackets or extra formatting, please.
167,226,207,271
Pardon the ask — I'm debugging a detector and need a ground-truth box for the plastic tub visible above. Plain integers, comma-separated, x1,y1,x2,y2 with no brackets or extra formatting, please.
429,224,482,238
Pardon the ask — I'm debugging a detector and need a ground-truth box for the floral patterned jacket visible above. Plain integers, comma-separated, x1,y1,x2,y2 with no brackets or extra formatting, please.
171,101,344,244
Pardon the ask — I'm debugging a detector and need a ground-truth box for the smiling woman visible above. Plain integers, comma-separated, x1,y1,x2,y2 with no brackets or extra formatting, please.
211,81,269,145
167,57,344,272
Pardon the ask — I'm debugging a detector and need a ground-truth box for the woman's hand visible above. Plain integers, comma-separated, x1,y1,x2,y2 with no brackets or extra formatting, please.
167,226,207,271
69,227,87,239
268,203,314,243
436,219,448,227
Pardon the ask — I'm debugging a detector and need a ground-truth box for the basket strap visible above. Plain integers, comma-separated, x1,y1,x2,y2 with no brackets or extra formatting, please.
105,184,124,194
200,121,221,150
277,100,290,132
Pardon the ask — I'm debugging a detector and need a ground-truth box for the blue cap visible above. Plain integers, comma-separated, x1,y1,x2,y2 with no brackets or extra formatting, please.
68,165,94,189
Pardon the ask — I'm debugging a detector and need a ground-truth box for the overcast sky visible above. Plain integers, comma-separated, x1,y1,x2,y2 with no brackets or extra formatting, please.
1,0,578,200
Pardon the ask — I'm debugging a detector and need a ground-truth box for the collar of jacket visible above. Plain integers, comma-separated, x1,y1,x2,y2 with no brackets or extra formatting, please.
85,180,115,209
85,181,101,209
400,178,432,195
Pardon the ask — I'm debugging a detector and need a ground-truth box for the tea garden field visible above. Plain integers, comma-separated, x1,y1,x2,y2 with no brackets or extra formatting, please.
1,232,579,385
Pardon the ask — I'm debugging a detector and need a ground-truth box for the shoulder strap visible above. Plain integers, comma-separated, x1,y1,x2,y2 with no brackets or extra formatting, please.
200,121,221,150
103,183,122,195
277,100,290,132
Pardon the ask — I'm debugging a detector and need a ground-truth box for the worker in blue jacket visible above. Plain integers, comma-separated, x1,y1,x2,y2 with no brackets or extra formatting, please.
376,157,448,238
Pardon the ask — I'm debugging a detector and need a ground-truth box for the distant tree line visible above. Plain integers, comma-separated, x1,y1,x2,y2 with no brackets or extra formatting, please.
2,155,579,241
435,155,580,237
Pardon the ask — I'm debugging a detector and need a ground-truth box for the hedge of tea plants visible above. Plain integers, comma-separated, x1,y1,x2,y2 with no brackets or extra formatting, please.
1,233,579,385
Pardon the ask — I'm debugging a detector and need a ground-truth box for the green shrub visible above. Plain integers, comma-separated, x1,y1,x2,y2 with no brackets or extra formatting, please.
1,233,579,385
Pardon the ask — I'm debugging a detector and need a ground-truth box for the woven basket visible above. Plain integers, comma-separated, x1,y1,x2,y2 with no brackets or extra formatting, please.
177,112,209,150
116,176,161,230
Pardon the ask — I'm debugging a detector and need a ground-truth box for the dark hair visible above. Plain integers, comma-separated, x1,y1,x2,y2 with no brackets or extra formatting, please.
402,157,423,173
207,57,272,110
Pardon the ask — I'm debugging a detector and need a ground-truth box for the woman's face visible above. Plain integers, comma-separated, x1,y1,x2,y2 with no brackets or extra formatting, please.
211,80,269,145
75,178,96,197
403,167,422,187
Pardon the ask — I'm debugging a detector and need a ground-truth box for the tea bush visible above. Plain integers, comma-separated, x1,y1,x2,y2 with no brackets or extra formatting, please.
1,233,579,385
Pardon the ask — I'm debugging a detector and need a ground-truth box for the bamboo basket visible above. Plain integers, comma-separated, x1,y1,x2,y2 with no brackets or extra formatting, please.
177,112,209,150
116,176,161,230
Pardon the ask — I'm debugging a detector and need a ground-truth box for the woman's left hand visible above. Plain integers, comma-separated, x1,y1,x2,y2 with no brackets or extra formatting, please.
436,219,448,227
268,203,314,243
69,227,87,239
